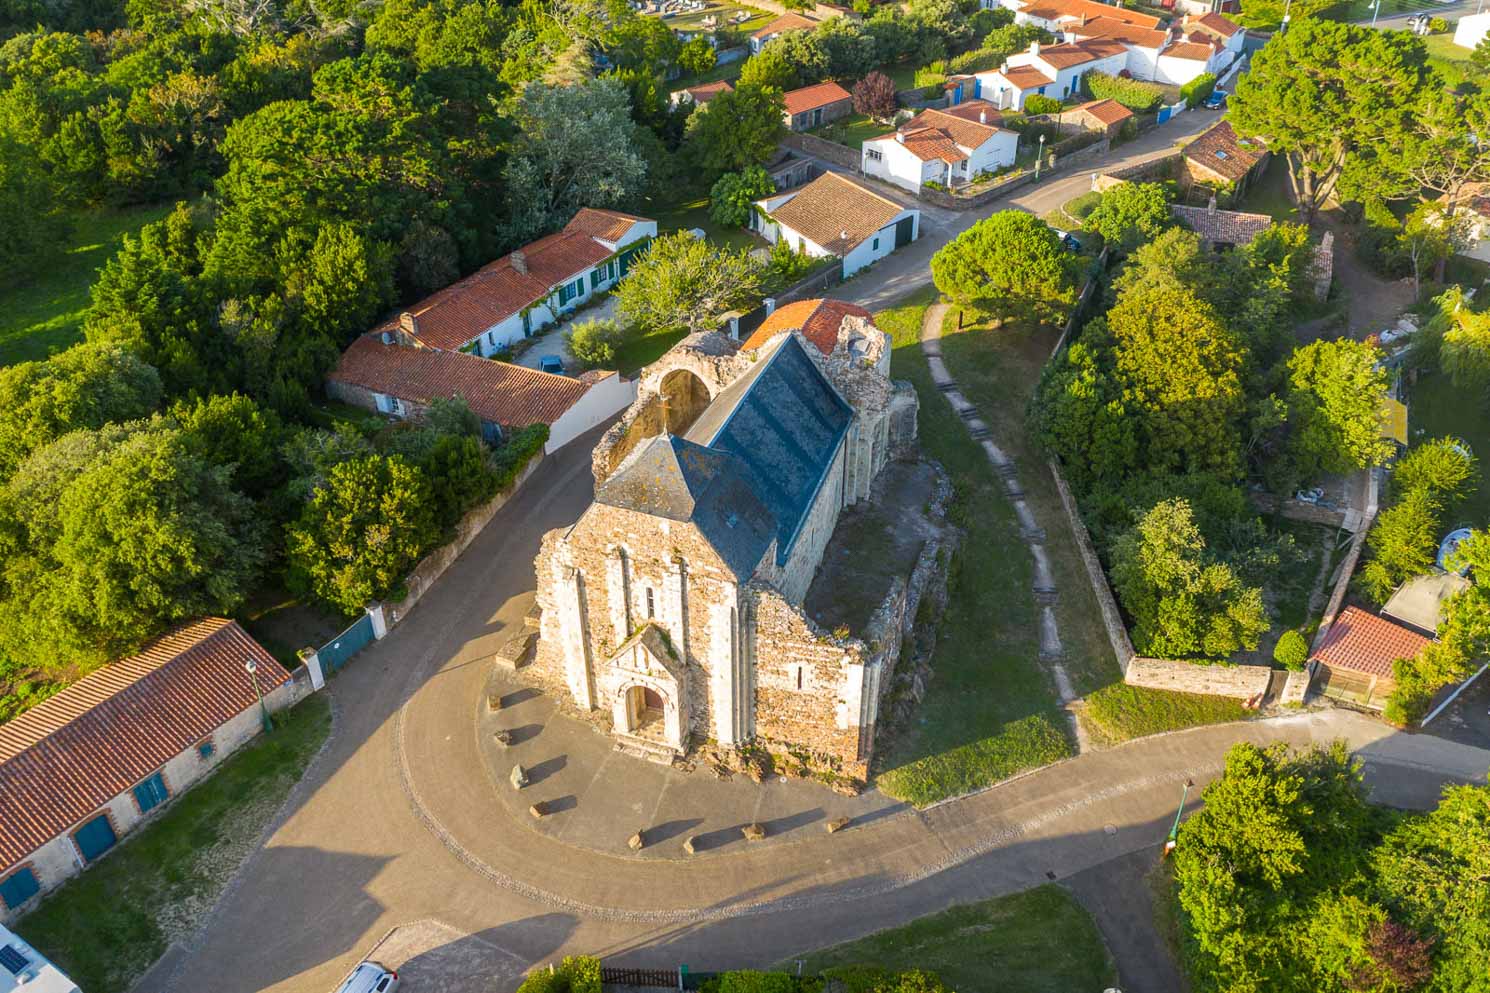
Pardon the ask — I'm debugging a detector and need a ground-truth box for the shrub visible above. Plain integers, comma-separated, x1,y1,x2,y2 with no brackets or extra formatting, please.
717,971,797,993
946,47,1002,74
1023,93,1062,115
1180,71,1216,109
1429,15,1448,32
709,166,775,227
852,70,898,120
516,957,602,993
1083,70,1164,112
1273,629,1309,670
565,318,631,370
491,423,549,490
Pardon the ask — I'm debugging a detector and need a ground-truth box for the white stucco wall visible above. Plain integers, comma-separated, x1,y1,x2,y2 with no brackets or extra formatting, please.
966,130,1019,177
840,209,921,277
546,373,638,453
1122,44,1164,81
1455,12,1490,50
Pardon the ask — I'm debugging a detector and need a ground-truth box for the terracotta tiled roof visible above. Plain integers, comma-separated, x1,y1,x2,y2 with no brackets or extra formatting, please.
372,215,653,351
1035,42,1104,68
1170,204,1273,245
939,99,1003,126
904,105,1001,149
563,207,648,245
330,335,596,427
0,619,289,870
752,12,815,39
1164,40,1216,60
1071,98,1132,126
685,80,733,103
741,298,875,355
999,65,1057,90
784,81,852,116
1183,120,1266,182
1071,16,1169,48
1074,37,1129,58
890,127,969,162
1311,606,1431,679
764,172,905,254
1191,11,1240,36
1019,0,1161,28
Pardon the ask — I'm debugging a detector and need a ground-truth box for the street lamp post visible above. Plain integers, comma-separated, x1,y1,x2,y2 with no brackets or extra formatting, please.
1035,133,1046,180
1163,779,1195,858
1370,0,1382,28
246,658,273,734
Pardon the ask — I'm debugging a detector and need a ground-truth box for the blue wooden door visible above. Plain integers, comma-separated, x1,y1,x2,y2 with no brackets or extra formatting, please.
319,613,376,673
74,814,117,862
132,772,168,813
0,868,39,909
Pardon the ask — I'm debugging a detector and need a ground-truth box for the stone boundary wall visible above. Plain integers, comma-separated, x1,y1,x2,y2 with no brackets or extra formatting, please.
780,131,860,170
265,664,316,712
916,170,1034,209
1049,136,1111,171
1093,151,1182,192
777,260,843,302
1125,657,1272,699
386,451,547,625
1049,460,1135,673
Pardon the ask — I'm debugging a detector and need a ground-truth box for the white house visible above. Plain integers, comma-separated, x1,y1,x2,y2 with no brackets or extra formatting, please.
327,332,637,454
749,12,816,53
972,39,1127,109
861,101,1018,192
1181,12,1245,67
1455,11,1490,50
0,619,307,921
376,208,656,359
1065,15,1172,81
985,0,1164,38
0,924,79,993
1154,38,1223,85
752,172,920,277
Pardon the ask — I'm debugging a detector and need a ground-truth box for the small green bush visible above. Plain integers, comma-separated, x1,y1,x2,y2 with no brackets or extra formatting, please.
1272,629,1309,670
516,956,602,993
1180,72,1216,109
717,971,798,993
1023,93,1062,115
491,423,549,489
1429,15,1448,32
565,318,632,370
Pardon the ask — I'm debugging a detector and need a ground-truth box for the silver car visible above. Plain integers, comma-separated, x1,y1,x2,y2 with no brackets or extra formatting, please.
335,961,400,993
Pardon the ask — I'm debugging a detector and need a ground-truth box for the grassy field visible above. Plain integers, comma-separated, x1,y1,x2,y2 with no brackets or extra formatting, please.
646,193,762,253
0,202,175,367
1079,683,1250,745
870,292,1076,807
18,695,332,993
616,329,689,375
810,112,887,150
783,885,1118,993
1240,163,1300,222
656,1,772,34
1405,370,1490,527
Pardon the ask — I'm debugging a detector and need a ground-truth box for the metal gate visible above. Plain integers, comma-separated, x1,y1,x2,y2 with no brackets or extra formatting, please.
318,613,376,674
895,215,915,249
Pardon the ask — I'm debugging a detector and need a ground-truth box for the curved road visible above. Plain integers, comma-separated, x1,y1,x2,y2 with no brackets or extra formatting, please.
146,422,1490,993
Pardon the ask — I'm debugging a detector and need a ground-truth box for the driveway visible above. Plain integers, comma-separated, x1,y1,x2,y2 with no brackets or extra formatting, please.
142,413,1490,993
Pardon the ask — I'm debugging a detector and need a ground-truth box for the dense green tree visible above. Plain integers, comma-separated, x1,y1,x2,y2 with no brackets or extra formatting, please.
1110,498,1268,658
0,342,162,480
685,83,785,177
1392,436,1477,506
1273,629,1308,669
1284,338,1393,480
930,210,1077,323
1029,337,1137,492
677,37,715,75
763,30,829,87
736,46,798,91
1358,487,1442,604
708,166,774,228
1085,181,1171,253
286,453,437,615
171,392,284,496
1439,303,1490,390
1398,202,1465,301
615,231,764,335
0,132,71,279
815,15,877,79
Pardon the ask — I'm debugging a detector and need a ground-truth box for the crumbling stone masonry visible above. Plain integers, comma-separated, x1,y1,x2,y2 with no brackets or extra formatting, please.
530,304,923,778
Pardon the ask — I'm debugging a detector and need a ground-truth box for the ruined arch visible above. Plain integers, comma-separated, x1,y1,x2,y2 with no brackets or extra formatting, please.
658,368,710,436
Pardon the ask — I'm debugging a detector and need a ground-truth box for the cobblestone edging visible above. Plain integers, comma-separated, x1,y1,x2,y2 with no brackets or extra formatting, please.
917,303,1088,751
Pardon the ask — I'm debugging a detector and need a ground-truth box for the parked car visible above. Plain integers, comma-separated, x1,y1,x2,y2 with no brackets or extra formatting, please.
539,354,565,375
1052,228,1083,252
335,962,399,993
1203,89,1227,111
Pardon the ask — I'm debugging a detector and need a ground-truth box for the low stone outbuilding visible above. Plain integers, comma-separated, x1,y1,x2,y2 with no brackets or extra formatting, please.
1181,121,1269,198
0,620,304,920
1062,98,1133,135
783,81,853,131
1308,606,1432,710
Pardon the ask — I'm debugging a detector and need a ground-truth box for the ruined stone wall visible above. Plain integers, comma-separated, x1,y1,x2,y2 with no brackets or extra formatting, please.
748,584,869,777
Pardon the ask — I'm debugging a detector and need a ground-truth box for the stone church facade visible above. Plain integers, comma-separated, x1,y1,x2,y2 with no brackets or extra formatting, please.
531,300,920,777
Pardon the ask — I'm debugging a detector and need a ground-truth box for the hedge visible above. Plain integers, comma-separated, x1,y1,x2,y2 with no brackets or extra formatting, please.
1023,93,1062,115
492,422,549,489
1180,72,1216,109
1083,70,1164,112
516,957,601,993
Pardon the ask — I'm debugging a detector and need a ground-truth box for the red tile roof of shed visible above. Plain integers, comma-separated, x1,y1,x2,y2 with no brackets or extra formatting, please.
1310,606,1432,679
742,298,875,355
0,619,289,870
563,207,649,245
783,81,852,116
330,335,596,427
752,12,815,39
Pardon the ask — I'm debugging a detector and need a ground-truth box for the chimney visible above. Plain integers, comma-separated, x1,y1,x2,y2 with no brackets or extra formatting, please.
763,297,777,317
896,128,905,143
398,312,419,345
979,109,987,123
1207,194,1217,215
1029,40,1040,55
510,250,528,275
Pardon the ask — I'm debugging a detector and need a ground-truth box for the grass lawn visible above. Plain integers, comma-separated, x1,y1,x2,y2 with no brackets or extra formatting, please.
18,694,332,993
810,112,887,150
1079,683,1250,746
782,885,1118,993
0,202,175,367
645,193,762,253
1239,163,1300,223
615,329,689,376
869,292,1078,807
882,63,917,90
1405,370,1490,527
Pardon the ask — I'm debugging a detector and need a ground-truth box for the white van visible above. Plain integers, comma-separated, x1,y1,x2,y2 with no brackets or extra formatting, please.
335,961,400,993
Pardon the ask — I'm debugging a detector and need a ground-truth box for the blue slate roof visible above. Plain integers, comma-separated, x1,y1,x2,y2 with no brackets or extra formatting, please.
596,335,852,575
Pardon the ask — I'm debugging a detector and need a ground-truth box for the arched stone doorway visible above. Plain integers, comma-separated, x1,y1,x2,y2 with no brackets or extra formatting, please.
658,368,710,435
612,680,684,750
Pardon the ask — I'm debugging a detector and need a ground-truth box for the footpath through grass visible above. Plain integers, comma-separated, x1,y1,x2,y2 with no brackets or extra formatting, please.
0,202,175,367
18,695,332,993
870,292,1074,807
783,884,1118,993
